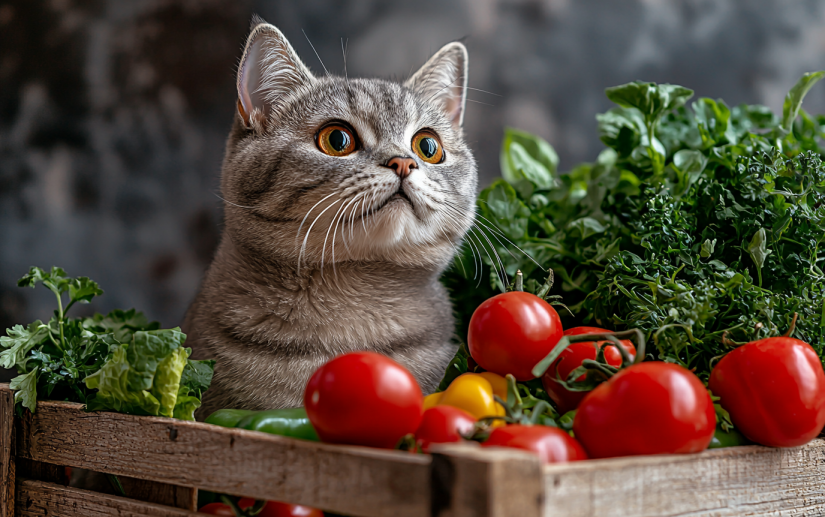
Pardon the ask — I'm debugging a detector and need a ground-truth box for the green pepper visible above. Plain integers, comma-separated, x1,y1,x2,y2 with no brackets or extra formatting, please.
235,408,319,441
205,409,257,428
708,425,749,449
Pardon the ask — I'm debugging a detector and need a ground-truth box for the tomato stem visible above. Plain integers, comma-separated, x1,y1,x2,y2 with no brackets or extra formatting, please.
531,329,646,379
535,269,555,299
782,312,798,337
514,270,524,292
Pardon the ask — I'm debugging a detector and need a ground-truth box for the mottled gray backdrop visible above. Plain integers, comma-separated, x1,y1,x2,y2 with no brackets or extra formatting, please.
2,0,825,359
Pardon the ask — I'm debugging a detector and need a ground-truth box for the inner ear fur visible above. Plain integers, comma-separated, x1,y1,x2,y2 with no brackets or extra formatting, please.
405,42,469,130
237,20,315,131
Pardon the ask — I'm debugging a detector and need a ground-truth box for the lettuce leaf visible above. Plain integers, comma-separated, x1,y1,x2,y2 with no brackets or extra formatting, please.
152,346,188,418
84,345,161,416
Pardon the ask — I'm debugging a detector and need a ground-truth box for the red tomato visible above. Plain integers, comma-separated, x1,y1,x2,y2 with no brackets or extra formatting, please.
468,291,563,381
573,362,715,458
709,337,825,448
481,424,587,463
542,326,636,414
304,351,424,448
238,498,324,517
414,406,476,452
199,503,235,516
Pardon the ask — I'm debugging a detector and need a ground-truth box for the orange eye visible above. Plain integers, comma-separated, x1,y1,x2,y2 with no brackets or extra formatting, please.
412,130,444,164
317,124,357,156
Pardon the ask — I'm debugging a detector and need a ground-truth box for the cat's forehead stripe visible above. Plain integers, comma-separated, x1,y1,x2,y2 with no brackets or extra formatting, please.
302,79,438,143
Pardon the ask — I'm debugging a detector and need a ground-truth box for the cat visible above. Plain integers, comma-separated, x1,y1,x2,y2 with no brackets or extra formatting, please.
183,18,478,418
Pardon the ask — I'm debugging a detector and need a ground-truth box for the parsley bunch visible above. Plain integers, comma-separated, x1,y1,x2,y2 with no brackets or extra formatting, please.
1,267,214,419
444,71,825,379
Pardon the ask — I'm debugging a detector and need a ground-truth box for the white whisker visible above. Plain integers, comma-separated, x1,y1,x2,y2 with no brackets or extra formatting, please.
298,197,343,274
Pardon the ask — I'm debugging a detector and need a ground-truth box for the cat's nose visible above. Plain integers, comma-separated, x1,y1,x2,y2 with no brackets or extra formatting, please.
386,156,418,179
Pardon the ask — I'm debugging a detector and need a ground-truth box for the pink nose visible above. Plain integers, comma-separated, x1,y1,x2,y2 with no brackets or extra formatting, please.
386,156,418,178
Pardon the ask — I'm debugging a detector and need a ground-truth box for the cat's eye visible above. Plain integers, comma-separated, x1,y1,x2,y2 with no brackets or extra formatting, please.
412,130,444,164
317,124,357,157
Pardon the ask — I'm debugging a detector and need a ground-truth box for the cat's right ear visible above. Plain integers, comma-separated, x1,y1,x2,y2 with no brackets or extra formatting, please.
237,20,315,131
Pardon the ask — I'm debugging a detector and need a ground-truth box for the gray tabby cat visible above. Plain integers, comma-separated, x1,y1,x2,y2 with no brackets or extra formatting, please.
184,19,478,417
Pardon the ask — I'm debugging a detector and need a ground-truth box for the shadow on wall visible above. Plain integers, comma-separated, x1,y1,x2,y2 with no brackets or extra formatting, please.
2,0,825,358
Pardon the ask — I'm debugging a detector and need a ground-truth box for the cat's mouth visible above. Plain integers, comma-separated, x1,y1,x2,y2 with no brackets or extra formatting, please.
357,188,415,222
389,190,412,205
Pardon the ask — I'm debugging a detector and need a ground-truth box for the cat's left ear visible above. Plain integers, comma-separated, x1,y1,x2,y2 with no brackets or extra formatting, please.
237,20,316,131
405,42,468,130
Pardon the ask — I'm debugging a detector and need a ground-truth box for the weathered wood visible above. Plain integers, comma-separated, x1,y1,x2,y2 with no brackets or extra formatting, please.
543,439,825,517
0,385,13,517
15,478,204,516
16,399,431,517
430,443,543,517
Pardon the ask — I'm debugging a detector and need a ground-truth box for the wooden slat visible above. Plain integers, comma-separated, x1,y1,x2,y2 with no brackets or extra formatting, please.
543,439,825,516
430,443,543,517
15,478,204,516
15,399,431,517
0,385,13,517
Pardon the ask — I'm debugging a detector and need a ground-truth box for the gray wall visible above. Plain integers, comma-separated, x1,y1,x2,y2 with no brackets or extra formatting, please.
2,0,825,343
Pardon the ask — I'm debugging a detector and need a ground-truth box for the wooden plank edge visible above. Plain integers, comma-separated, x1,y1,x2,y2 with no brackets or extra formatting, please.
541,438,825,474
0,384,13,517
20,398,429,466
15,478,209,516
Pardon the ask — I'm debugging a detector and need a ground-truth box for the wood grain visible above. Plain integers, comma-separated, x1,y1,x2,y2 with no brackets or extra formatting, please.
0,385,13,517
542,439,825,517
430,443,543,517
15,399,431,517
16,478,204,516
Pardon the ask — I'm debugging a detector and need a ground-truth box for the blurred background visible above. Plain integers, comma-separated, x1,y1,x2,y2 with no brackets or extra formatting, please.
3,0,825,379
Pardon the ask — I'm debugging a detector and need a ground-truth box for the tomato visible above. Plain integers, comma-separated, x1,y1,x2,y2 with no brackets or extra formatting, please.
573,362,715,458
481,425,587,464
542,326,636,414
238,498,324,517
414,406,476,452
468,291,563,381
199,503,235,516
304,351,423,448
709,336,825,448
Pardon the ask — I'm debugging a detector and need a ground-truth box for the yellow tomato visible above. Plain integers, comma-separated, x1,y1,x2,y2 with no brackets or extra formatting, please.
437,373,505,421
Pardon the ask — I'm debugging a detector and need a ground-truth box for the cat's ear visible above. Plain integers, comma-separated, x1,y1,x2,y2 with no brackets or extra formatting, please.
237,20,315,131
405,42,469,130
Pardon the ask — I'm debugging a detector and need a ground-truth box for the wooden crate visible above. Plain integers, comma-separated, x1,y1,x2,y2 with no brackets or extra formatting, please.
0,383,823,517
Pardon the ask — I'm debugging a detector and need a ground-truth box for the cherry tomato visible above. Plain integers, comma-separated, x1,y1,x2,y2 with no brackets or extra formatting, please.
468,291,563,381
414,406,476,452
238,498,324,517
199,503,235,516
481,425,587,464
542,326,636,414
573,362,715,458
304,351,423,449
709,337,825,448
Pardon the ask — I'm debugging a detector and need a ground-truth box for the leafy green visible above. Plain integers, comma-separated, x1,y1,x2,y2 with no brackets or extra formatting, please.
85,345,162,416
180,356,216,398
443,71,825,382
2,267,214,420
